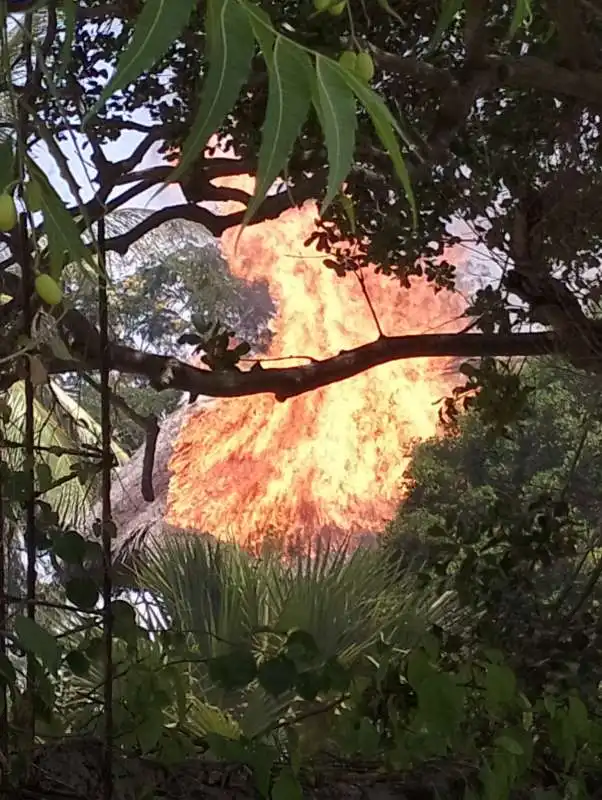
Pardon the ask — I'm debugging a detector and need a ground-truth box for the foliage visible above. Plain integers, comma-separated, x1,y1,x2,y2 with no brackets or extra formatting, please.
58,216,275,450
0,0,598,405
1,486,602,798
386,358,602,549
385,357,602,703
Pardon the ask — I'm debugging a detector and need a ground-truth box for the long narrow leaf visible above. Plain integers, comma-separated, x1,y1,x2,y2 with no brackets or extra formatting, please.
241,36,313,229
337,69,417,229
27,160,98,276
428,0,465,53
87,0,197,119
508,0,532,39
171,0,256,184
57,0,77,80
313,55,357,215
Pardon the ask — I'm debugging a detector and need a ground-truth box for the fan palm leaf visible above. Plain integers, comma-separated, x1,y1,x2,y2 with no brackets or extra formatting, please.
138,534,458,738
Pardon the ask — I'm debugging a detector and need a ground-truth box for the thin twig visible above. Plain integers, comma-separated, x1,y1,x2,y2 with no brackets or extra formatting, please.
97,216,114,800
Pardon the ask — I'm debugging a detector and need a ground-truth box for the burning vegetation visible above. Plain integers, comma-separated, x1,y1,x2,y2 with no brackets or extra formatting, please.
163,176,464,553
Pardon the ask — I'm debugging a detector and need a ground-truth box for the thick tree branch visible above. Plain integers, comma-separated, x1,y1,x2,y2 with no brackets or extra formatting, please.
44,329,562,403
373,47,602,107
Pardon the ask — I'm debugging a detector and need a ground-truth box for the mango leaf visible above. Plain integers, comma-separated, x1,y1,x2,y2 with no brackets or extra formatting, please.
0,139,15,191
508,0,532,38
171,0,256,184
336,68,417,228
272,766,303,800
375,0,405,24
57,0,77,80
26,161,97,277
313,54,357,215
88,0,197,119
14,615,60,674
428,0,465,53
241,36,313,229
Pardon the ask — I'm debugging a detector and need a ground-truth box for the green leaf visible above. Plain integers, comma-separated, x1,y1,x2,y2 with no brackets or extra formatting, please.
35,462,54,493
336,67,417,228
406,647,435,690
88,0,196,119
322,656,350,693
241,35,314,229
111,600,138,641
14,616,60,674
0,139,15,191
295,670,322,701
495,734,524,756
416,673,465,735
508,0,532,39
567,696,589,737
247,742,277,798
64,650,90,677
65,576,99,610
272,766,303,800
136,706,165,753
208,648,257,691
0,652,16,686
285,628,319,663
51,530,87,565
429,0,465,53
313,54,357,215
258,654,297,696
27,160,98,278
171,0,256,184
485,663,517,711
57,0,77,80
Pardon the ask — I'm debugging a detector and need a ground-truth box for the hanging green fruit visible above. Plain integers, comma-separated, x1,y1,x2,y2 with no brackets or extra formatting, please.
355,51,375,82
0,193,17,232
338,50,358,71
35,273,63,306
328,0,347,15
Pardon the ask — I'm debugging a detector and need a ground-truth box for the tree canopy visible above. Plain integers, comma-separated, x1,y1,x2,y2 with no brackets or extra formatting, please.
1,0,602,410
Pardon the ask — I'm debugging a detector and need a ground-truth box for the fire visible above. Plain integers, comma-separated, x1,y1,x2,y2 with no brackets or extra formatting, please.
164,174,464,553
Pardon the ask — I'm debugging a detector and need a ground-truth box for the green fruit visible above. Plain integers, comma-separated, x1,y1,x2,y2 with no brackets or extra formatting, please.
355,51,375,82
328,0,347,15
0,193,17,232
338,50,357,72
35,274,63,306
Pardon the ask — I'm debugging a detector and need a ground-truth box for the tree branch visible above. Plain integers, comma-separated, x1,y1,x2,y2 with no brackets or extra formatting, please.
372,47,602,107
43,329,563,403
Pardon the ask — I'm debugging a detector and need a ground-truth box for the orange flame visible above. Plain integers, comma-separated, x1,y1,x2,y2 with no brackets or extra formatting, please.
164,174,464,553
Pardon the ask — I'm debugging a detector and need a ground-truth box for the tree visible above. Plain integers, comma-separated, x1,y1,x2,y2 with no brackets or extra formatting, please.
1,0,602,412
58,210,274,450
387,358,602,548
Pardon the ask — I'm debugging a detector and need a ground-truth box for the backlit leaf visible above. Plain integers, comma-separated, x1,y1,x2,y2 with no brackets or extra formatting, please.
313,54,357,215
14,615,60,674
337,68,417,228
508,0,532,38
57,0,77,80
172,0,256,184
27,160,97,278
89,0,196,118
241,35,313,229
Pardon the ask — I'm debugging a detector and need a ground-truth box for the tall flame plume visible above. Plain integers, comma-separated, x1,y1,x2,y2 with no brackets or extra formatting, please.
164,174,464,553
